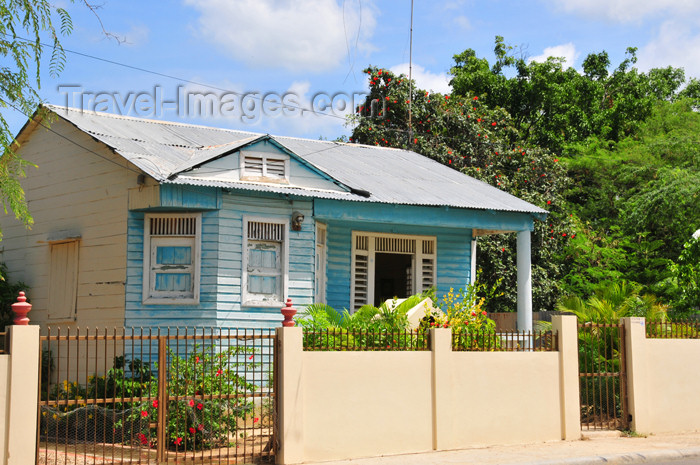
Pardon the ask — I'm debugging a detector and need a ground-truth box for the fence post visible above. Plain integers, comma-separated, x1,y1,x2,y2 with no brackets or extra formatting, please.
156,334,167,462
430,327,451,451
276,326,303,465
623,317,650,433
552,315,580,440
4,324,40,465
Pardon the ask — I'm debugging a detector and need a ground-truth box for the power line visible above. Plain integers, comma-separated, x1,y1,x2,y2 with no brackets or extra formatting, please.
1,32,352,123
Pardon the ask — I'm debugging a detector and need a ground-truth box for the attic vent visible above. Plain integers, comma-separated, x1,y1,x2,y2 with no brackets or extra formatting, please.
375,237,416,254
266,158,286,178
355,235,368,251
422,240,434,255
150,216,197,236
241,152,289,182
248,221,285,242
243,156,264,176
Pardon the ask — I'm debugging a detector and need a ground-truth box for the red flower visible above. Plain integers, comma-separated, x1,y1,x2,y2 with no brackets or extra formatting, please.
501,248,505,252
174,437,183,446
189,427,196,434
216,369,222,377
141,410,148,417
249,354,254,360
547,200,551,205
491,122,497,126
152,400,158,408
197,424,204,431
481,311,487,316
195,356,200,363
189,400,195,407
196,403,203,411
473,96,478,100
553,158,559,162
138,433,149,445
254,417,260,423
445,95,450,99
464,321,469,325
562,233,567,237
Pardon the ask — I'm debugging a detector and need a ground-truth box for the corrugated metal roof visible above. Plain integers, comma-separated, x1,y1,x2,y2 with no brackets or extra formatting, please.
45,105,547,215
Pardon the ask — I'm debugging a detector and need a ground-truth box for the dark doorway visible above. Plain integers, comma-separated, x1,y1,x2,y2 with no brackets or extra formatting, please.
374,253,412,306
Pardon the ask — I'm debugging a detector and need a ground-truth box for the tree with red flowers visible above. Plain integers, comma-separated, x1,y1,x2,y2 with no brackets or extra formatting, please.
349,67,571,313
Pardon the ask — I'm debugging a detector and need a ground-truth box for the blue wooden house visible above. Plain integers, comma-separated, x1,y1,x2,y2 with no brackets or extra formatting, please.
2,105,546,330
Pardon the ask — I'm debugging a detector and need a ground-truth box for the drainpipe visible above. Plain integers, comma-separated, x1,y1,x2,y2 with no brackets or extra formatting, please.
516,230,533,331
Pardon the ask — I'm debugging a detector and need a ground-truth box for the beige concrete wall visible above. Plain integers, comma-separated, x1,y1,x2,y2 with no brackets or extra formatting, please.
625,317,700,434
445,351,561,446
1,326,41,465
277,316,580,464
0,355,9,465
302,351,433,461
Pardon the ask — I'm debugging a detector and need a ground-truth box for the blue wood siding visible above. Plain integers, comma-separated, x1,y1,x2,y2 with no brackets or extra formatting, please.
125,209,220,328
324,220,472,312
215,192,314,329
126,189,314,329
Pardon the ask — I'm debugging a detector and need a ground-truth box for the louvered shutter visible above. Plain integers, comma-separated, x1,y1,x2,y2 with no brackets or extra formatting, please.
351,234,371,310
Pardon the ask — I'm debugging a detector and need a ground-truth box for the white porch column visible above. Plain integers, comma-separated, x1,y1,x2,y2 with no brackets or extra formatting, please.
516,230,533,331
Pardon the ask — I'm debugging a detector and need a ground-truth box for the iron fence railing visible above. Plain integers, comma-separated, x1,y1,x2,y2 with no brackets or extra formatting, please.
0,331,6,354
578,322,628,431
646,320,700,339
452,330,558,352
38,326,276,465
303,329,430,351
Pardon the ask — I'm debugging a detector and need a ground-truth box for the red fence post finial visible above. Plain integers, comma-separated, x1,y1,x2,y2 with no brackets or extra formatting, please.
281,298,297,327
11,291,31,325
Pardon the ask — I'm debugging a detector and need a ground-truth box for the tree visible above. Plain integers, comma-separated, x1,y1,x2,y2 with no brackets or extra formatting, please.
449,37,691,155
349,66,572,312
0,1,112,238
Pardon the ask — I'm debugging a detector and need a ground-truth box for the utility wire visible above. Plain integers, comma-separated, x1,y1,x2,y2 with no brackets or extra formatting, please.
1,32,351,123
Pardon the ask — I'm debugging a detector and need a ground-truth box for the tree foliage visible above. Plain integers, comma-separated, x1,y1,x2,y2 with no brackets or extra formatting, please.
349,66,572,312
449,36,698,155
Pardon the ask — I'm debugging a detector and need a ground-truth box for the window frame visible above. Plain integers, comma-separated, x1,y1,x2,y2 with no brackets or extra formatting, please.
142,213,201,305
315,222,327,303
350,231,437,311
241,216,289,307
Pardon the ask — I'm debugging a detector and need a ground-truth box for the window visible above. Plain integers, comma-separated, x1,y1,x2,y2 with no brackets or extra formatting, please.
350,232,436,310
315,223,327,303
48,239,80,320
143,214,201,304
240,152,289,183
242,218,288,306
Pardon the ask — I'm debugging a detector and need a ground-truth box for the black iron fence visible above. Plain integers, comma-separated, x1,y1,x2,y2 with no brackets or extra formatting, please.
452,330,557,352
578,322,628,431
0,330,6,354
646,320,700,338
303,329,430,351
38,327,276,464
301,328,558,352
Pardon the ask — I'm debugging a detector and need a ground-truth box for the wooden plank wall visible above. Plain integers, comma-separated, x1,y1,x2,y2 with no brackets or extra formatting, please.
1,119,133,329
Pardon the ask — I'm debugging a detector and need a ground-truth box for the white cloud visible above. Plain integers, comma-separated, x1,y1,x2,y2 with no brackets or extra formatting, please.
637,20,700,77
183,0,377,73
528,43,579,68
550,0,700,23
454,15,471,30
389,63,452,94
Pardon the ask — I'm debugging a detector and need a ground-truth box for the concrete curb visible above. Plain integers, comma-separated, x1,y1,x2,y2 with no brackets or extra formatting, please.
517,446,700,465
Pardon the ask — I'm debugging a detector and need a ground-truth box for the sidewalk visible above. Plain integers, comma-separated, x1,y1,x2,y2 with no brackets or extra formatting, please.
309,431,700,465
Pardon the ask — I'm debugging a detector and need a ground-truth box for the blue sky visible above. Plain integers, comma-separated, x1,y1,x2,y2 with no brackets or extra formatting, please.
7,0,700,140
